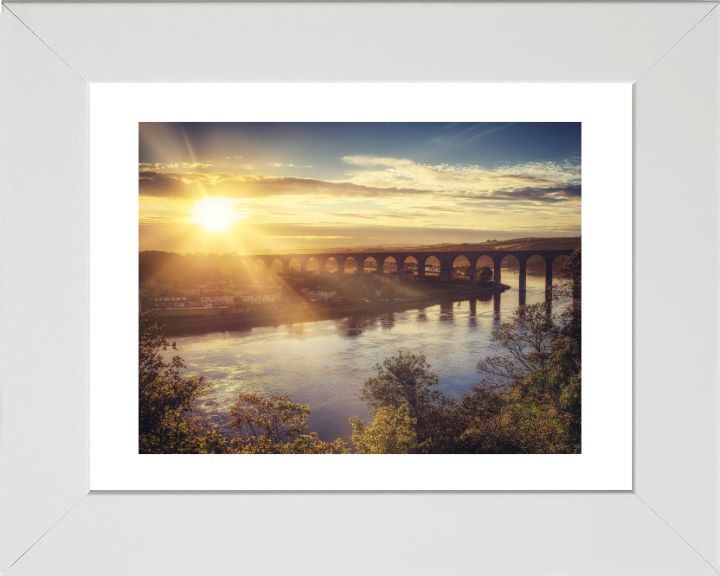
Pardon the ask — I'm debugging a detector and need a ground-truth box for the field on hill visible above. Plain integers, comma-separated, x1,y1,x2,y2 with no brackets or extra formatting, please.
377,236,580,253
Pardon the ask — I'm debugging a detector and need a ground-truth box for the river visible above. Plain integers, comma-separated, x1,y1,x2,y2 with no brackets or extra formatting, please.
174,269,561,444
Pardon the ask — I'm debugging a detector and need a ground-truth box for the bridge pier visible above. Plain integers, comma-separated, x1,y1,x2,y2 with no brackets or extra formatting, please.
470,260,477,286
545,260,553,303
396,258,404,273
494,259,502,289
519,262,527,292
318,259,326,274
418,260,425,278
378,257,388,274
439,259,453,280
519,289,527,307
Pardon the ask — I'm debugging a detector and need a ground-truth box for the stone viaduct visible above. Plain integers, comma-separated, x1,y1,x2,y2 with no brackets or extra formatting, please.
239,249,573,300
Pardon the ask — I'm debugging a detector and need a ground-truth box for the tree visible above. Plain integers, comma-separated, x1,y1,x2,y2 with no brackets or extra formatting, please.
444,388,558,454
139,315,225,454
553,242,582,347
477,266,493,283
358,352,443,436
556,242,581,302
307,274,340,289
467,242,582,453
350,405,417,454
516,339,581,452
338,282,364,300
475,304,558,390
229,393,348,454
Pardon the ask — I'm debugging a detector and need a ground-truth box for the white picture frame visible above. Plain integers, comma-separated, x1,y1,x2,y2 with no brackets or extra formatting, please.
90,83,631,491
1,2,718,574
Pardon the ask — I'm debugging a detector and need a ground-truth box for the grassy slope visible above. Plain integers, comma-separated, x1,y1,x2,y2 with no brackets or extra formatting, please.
410,236,580,252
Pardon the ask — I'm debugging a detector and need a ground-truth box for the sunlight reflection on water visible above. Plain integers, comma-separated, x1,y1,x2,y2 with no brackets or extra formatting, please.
174,270,559,443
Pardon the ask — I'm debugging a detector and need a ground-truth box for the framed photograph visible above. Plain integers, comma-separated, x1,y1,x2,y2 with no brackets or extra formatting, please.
90,83,630,491
1,2,718,575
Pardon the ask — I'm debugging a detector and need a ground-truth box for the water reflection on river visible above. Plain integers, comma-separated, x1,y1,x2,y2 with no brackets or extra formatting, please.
176,270,555,444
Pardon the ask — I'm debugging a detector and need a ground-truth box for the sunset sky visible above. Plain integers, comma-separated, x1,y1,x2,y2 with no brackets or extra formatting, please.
139,122,581,253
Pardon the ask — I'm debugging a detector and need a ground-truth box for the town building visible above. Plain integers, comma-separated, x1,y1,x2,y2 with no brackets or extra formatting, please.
176,284,202,296
200,290,233,307
303,288,338,301
153,290,187,308
202,282,228,292
242,289,279,305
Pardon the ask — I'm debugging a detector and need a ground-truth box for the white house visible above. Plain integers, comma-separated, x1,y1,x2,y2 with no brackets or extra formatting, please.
200,290,232,307
154,290,186,308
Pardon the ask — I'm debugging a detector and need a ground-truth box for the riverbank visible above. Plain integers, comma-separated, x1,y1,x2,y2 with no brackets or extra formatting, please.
158,283,511,336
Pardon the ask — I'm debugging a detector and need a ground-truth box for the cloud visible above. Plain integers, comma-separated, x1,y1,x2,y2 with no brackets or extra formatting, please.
415,205,466,213
138,216,186,224
353,159,580,206
139,170,581,206
268,235,352,239
139,155,581,208
140,161,216,170
452,184,582,203
324,212,414,220
432,122,516,147
324,213,379,220
341,156,580,194
139,171,439,201
342,156,415,167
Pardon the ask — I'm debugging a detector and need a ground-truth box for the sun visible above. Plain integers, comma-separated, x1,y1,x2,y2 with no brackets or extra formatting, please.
187,197,246,232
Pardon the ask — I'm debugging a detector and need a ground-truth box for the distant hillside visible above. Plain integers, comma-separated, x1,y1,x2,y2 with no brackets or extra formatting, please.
371,236,580,253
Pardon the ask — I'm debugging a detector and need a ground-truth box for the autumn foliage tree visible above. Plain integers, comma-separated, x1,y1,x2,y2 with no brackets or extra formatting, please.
228,393,348,454
357,352,443,436
139,315,225,454
351,352,459,454
350,405,417,454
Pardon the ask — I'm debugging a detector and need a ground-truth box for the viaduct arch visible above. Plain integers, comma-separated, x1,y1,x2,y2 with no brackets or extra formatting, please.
240,249,574,302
